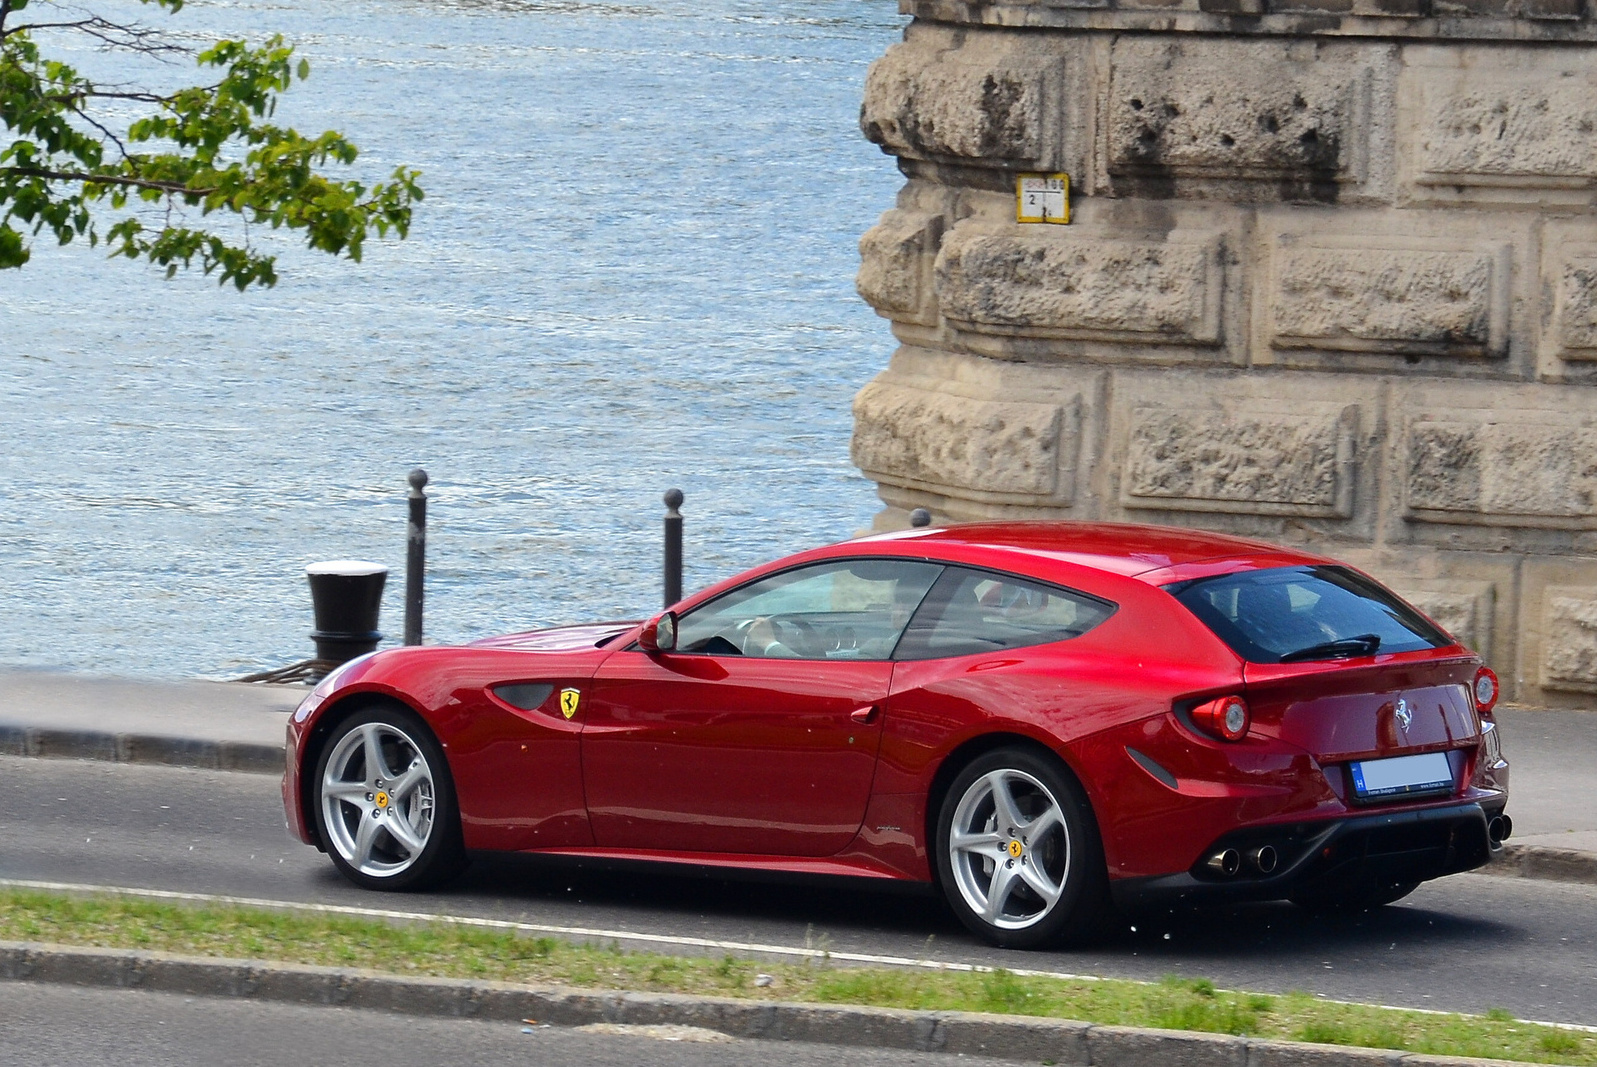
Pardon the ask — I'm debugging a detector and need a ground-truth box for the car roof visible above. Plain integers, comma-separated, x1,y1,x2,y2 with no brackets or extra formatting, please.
852,521,1334,584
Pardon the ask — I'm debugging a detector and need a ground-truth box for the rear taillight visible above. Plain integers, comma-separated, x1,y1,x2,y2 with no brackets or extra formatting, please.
1190,695,1250,742
1473,667,1499,715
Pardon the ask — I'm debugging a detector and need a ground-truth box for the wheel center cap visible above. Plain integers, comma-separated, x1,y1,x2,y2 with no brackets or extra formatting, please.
375,791,390,809
1007,839,1023,859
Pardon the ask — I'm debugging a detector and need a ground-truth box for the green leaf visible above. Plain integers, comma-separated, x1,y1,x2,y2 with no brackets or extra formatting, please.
1,7,421,289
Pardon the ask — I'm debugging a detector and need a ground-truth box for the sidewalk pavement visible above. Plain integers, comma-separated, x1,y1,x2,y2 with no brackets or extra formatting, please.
1,669,1593,884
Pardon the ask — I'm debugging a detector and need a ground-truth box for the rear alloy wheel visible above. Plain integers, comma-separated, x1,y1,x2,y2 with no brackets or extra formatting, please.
313,706,466,891
935,747,1108,949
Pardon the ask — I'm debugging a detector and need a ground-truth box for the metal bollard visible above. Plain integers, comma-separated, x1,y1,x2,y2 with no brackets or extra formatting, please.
910,507,932,528
405,468,428,646
306,561,387,665
663,488,684,608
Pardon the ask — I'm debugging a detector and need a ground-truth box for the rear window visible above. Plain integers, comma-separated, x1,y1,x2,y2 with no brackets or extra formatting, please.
1163,565,1452,664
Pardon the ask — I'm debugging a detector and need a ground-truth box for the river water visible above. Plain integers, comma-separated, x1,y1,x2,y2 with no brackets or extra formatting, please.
0,0,909,678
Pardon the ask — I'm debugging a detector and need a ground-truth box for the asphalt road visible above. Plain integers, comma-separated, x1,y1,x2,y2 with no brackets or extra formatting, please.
0,982,1019,1067
2,755,1594,1028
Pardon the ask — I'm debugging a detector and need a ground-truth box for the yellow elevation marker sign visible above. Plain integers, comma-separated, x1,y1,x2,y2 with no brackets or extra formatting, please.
1016,173,1069,224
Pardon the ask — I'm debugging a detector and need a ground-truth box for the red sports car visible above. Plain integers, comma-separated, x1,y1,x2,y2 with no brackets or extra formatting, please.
281,522,1510,948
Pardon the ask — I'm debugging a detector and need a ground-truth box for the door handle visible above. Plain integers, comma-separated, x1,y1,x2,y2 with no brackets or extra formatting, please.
850,704,880,725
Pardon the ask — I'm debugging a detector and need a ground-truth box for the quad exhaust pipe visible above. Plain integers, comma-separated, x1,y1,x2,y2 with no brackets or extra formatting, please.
1488,814,1513,848
1205,848,1242,877
1205,844,1279,878
1247,845,1279,874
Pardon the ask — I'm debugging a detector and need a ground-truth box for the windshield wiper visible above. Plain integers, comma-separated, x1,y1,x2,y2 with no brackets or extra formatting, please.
1278,633,1381,663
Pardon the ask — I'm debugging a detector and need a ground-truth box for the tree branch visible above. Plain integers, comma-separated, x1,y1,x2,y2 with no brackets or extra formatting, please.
69,104,129,160
1,166,215,197
44,88,189,106
4,16,189,55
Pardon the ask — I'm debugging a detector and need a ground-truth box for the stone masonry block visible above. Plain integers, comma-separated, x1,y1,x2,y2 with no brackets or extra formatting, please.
861,37,1064,168
1404,413,1597,529
1551,243,1597,361
1269,237,1510,357
1121,402,1358,517
1542,585,1597,693
1387,580,1496,658
1106,38,1376,193
1432,0,1582,17
852,380,1077,502
1408,66,1597,200
858,209,943,326
934,222,1224,344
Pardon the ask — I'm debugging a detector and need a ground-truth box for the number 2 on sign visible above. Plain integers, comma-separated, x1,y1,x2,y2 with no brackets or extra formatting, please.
1016,174,1070,225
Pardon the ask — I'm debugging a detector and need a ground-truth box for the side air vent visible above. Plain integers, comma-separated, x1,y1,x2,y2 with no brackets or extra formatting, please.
1126,747,1178,790
492,683,554,711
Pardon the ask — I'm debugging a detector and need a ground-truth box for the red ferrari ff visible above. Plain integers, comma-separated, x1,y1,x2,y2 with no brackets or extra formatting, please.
281,522,1510,948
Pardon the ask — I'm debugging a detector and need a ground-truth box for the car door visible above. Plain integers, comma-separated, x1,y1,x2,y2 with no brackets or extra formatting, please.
581,558,942,857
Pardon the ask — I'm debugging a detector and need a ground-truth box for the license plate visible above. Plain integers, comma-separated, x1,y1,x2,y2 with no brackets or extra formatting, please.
1349,751,1454,800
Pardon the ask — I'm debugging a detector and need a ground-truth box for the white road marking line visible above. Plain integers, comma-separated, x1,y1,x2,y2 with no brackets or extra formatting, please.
3,877,1594,1034
0,877,1095,980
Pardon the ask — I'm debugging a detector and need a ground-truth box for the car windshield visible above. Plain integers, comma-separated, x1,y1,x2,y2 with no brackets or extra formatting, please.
1163,565,1453,664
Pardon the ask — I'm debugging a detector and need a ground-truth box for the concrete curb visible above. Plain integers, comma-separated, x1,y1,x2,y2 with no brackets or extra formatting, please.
1484,843,1597,886
0,725,281,775
0,940,1539,1066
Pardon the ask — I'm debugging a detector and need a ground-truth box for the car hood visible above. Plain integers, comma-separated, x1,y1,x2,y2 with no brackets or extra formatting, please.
467,621,637,652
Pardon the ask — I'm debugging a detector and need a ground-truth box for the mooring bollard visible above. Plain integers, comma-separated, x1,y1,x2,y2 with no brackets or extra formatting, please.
910,507,932,528
405,468,427,646
306,561,388,665
663,488,684,608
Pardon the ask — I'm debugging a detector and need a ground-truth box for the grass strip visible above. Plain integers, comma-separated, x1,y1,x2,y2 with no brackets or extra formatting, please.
0,888,1591,1065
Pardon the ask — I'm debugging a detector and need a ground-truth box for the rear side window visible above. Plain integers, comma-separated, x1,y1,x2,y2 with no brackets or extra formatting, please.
1164,565,1452,664
894,567,1116,661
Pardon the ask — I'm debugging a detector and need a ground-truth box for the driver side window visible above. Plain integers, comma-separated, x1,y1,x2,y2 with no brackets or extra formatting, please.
674,559,943,660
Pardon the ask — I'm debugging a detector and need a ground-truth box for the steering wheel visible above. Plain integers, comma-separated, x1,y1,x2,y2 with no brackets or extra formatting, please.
734,615,820,657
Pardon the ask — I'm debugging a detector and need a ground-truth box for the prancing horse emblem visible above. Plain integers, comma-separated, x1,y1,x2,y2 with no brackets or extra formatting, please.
1395,697,1412,731
560,688,581,720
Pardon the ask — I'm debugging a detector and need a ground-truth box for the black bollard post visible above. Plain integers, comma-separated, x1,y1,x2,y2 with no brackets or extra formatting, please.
663,488,683,608
306,561,387,665
405,468,428,646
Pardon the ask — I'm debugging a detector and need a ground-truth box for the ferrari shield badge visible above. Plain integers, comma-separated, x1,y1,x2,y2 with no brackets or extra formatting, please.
559,688,581,720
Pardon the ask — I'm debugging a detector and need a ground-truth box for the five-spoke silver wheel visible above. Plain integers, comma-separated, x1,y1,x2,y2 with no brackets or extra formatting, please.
935,747,1108,948
947,768,1070,931
314,707,465,890
321,721,435,877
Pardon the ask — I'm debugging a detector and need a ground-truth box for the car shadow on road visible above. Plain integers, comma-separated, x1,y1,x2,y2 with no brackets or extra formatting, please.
405,851,1516,970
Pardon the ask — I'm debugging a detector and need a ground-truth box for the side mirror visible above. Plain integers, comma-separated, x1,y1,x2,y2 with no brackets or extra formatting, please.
638,611,677,653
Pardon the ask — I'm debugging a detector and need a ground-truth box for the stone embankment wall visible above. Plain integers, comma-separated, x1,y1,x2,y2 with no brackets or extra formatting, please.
851,0,1597,704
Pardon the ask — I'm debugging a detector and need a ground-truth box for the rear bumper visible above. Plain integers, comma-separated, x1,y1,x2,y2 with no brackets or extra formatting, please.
1109,799,1504,911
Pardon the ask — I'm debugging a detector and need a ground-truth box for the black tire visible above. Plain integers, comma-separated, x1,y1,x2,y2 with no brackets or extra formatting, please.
312,704,467,891
934,746,1110,949
1289,880,1419,912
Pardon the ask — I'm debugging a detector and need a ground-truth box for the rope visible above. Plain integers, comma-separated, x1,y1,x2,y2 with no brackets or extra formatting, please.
234,658,338,685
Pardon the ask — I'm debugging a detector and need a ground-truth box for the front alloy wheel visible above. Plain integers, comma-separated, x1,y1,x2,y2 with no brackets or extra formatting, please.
936,748,1108,948
314,706,464,890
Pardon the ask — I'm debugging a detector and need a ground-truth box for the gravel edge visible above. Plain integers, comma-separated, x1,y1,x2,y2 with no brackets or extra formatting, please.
0,940,1549,1066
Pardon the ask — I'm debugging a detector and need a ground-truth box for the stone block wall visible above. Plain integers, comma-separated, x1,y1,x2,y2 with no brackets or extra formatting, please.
851,2,1597,705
